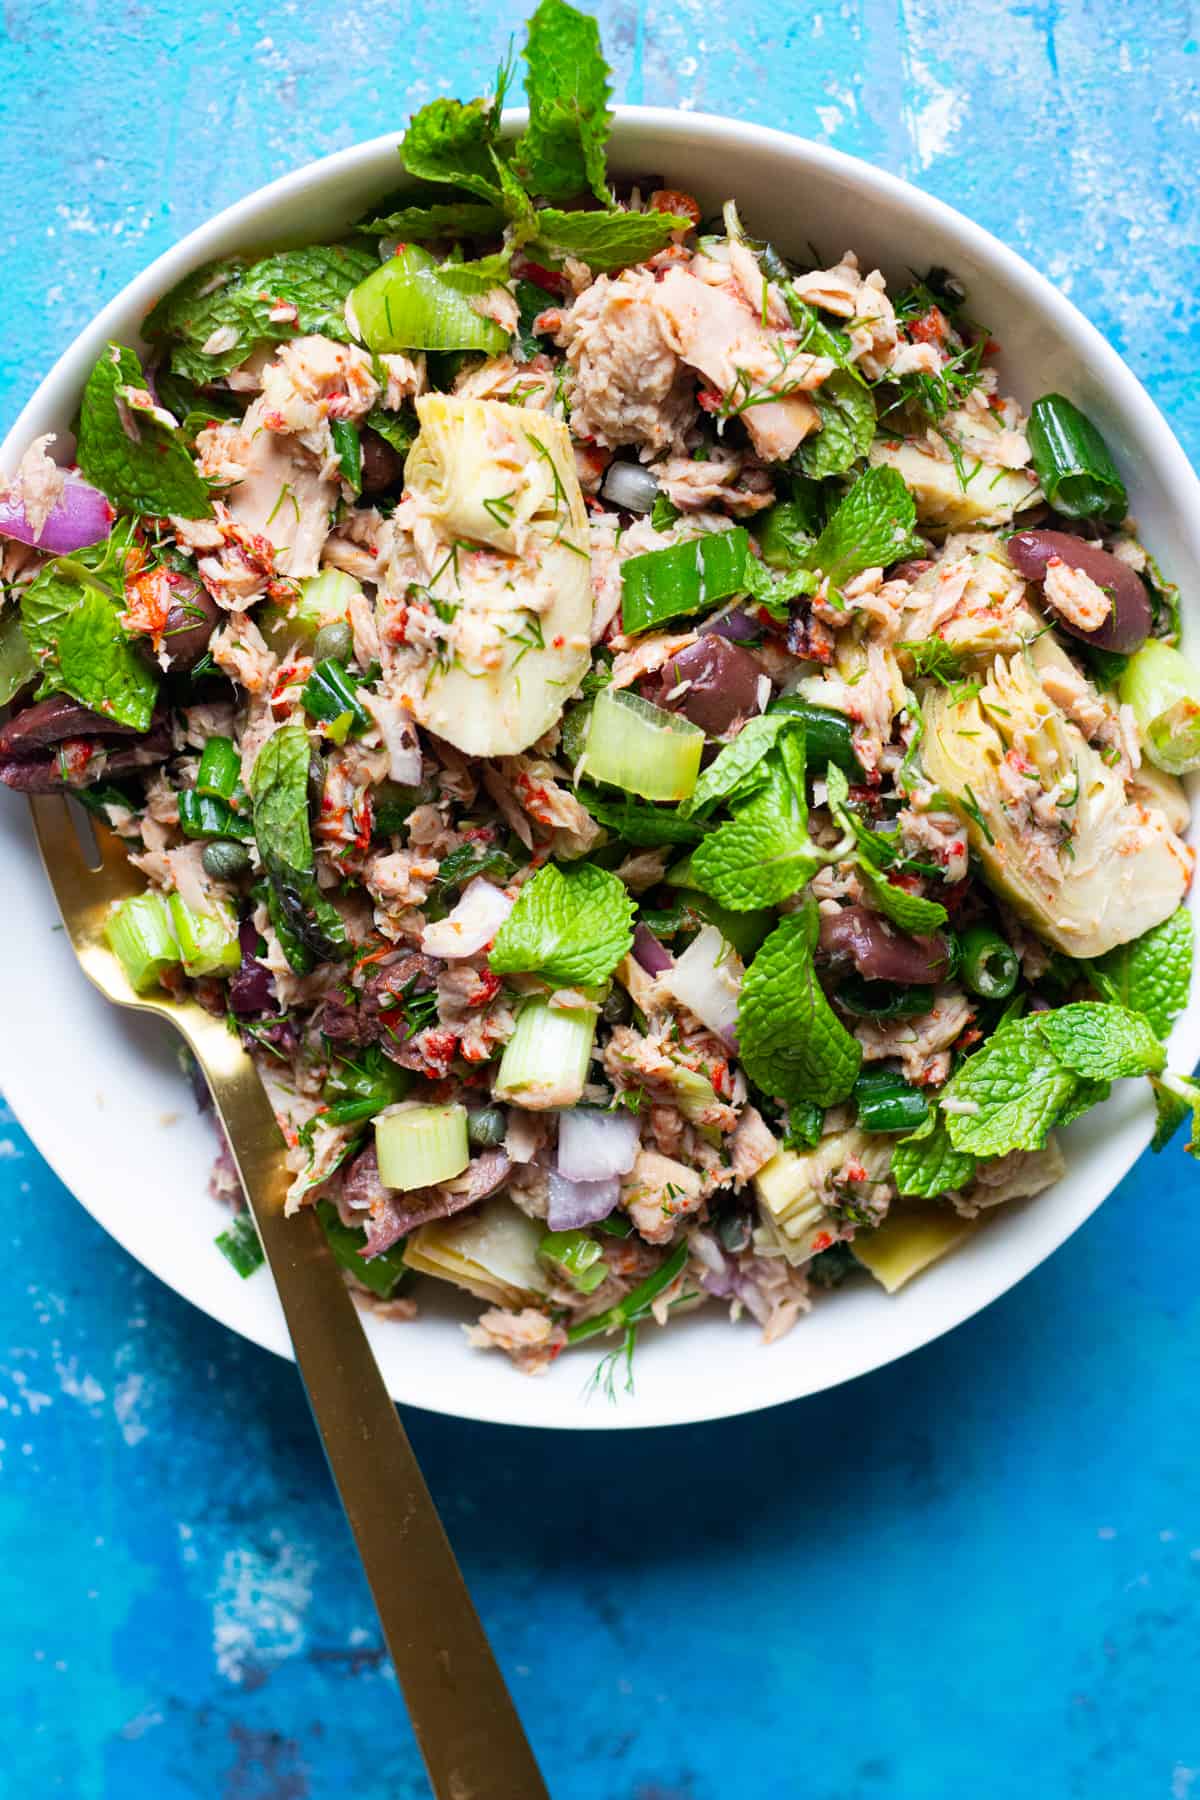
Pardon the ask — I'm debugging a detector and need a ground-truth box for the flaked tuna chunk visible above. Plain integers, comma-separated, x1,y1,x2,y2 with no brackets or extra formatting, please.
555,268,697,456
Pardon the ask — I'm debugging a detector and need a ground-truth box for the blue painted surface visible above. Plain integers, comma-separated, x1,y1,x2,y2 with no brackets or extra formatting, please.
1,3,1199,1795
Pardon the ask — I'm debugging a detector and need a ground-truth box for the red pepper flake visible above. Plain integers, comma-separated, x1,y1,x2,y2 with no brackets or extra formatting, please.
909,306,949,346
811,1230,835,1254
696,388,723,414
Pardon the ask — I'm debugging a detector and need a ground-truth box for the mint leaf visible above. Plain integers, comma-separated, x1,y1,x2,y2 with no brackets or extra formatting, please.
941,1015,1078,1156
681,715,797,818
577,784,704,848
534,206,691,271
1090,909,1192,1040
358,200,506,240
793,370,876,479
1037,1002,1165,1080
21,531,158,731
890,1120,977,1198
514,0,612,203
690,753,820,910
1150,1071,1200,1156
1055,1076,1111,1127
364,406,417,457
143,264,252,381
738,902,862,1107
76,344,212,519
399,97,505,202
489,861,634,986
250,723,348,974
806,466,921,587
857,860,949,934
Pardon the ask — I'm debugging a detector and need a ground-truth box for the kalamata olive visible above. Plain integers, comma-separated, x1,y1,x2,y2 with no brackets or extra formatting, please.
466,1105,507,1149
654,634,764,735
359,429,404,496
228,917,277,1016
313,620,355,664
819,904,951,985
706,607,760,643
889,558,935,583
1006,528,1152,653
0,694,141,754
202,840,251,880
602,985,633,1025
161,578,221,670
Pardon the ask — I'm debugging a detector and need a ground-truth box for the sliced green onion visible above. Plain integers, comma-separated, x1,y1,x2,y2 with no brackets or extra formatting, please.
375,1103,469,1191
767,695,865,778
215,1211,264,1279
316,1200,410,1300
351,257,509,355
301,658,371,741
539,1228,607,1295
167,893,241,977
853,1066,930,1135
260,567,363,649
620,528,750,635
494,997,597,1109
178,790,254,841
958,924,1019,999
581,686,704,803
196,735,240,800
594,1212,634,1239
567,1238,688,1344
0,608,35,705
105,891,181,993
1118,639,1200,774
322,1047,412,1126
330,418,362,492
1027,394,1128,522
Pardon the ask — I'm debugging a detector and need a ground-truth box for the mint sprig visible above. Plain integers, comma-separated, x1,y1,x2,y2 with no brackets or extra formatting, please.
77,343,212,520
690,738,820,910
1089,909,1193,1040
489,861,634,987
513,0,613,203
21,523,158,731
890,1117,977,1198
805,465,922,588
737,901,862,1107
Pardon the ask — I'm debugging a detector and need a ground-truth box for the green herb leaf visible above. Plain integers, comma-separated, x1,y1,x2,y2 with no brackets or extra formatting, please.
76,344,212,519
577,784,705,847
690,750,820,910
534,206,691,271
681,714,798,818
489,860,634,986
940,1015,1078,1156
21,527,158,730
358,200,506,240
1089,909,1193,1040
651,493,681,532
1149,1071,1200,1156
364,406,418,457
857,859,949,934
514,0,613,203
806,465,922,587
215,1212,265,1279
399,97,505,202
1036,1001,1166,1081
250,722,349,974
737,902,862,1107
890,1117,977,1197
793,370,876,479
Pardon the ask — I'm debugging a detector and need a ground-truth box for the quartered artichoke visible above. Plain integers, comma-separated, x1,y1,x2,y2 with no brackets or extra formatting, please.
402,1196,549,1309
922,642,1190,958
381,394,592,757
754,1129,893,1264
869,440,1040,530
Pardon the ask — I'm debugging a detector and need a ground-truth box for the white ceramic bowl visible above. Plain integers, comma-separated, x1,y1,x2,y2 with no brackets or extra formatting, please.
2,110,1196,1430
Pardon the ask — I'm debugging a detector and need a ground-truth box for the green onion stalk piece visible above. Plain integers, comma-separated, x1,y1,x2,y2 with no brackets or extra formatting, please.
539,1228,608,1295
105,891,181,993
350,252,510,355
178,790,254,841
195,735,240,800
301,657,371,743
329,418,362,491
316,1200,410,1300
853,1066,931,1135
767,695,865,778
567,1238,689,1345
493,997,598,1110
581,686,704,802
168,892,241,977
215,1212,265,1279
1026,394,1128,522
620,528,751,634
958,924,1020,1000
375,1103,470,1191
1119,639,1200,775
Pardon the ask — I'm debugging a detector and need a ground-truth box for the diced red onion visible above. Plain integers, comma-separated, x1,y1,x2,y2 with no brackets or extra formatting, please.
420,877,513,959
546,1169,621,1231
0,472,113,555
632,922,674,975
556,1106,641,1183
600,460,660,514
690,1230,734,1298
659,923,744,1048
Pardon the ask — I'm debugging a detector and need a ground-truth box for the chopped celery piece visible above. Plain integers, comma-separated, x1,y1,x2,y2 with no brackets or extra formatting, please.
620,528,751,634
351,257,509,355
494,996,597,1109
539,1228,607,1294
167,893,240,976
375,1103,469,1191
581,687,704,803
1119,639,1200,774
260,567,363,648
567,1239,688,1344
105,891,181,993
0,608,35,705
215,1212,264,1279
316,1200,409,1299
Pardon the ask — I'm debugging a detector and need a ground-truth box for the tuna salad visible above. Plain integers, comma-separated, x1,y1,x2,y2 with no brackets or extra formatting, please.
2,1,1198,1387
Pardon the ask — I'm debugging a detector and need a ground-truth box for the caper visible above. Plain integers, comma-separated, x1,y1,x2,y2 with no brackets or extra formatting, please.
313,620,355,664
601,986,632,1025
202,839,251,881
466,1105,507,1149
716,1204,753,1255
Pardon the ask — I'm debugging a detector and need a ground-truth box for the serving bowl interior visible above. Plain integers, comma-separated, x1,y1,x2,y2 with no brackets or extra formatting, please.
1,109,1196,1430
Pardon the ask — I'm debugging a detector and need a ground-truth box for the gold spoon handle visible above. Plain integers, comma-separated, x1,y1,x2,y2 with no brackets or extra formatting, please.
202,1042,548,1800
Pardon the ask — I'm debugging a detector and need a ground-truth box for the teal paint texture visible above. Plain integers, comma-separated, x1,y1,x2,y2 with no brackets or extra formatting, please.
1,2,1198,1795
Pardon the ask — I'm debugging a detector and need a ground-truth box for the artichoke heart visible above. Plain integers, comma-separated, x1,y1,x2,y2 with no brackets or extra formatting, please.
922,648,1189,958
403,1197,549,1309
754,1130,892,1265
382,394,592,756
870,440,1039,529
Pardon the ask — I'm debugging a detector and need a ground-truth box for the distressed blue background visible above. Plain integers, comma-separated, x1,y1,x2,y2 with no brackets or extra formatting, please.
1,2,1199,1796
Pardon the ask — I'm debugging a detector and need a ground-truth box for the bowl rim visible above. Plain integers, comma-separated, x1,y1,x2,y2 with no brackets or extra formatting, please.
2,106,1196,1430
